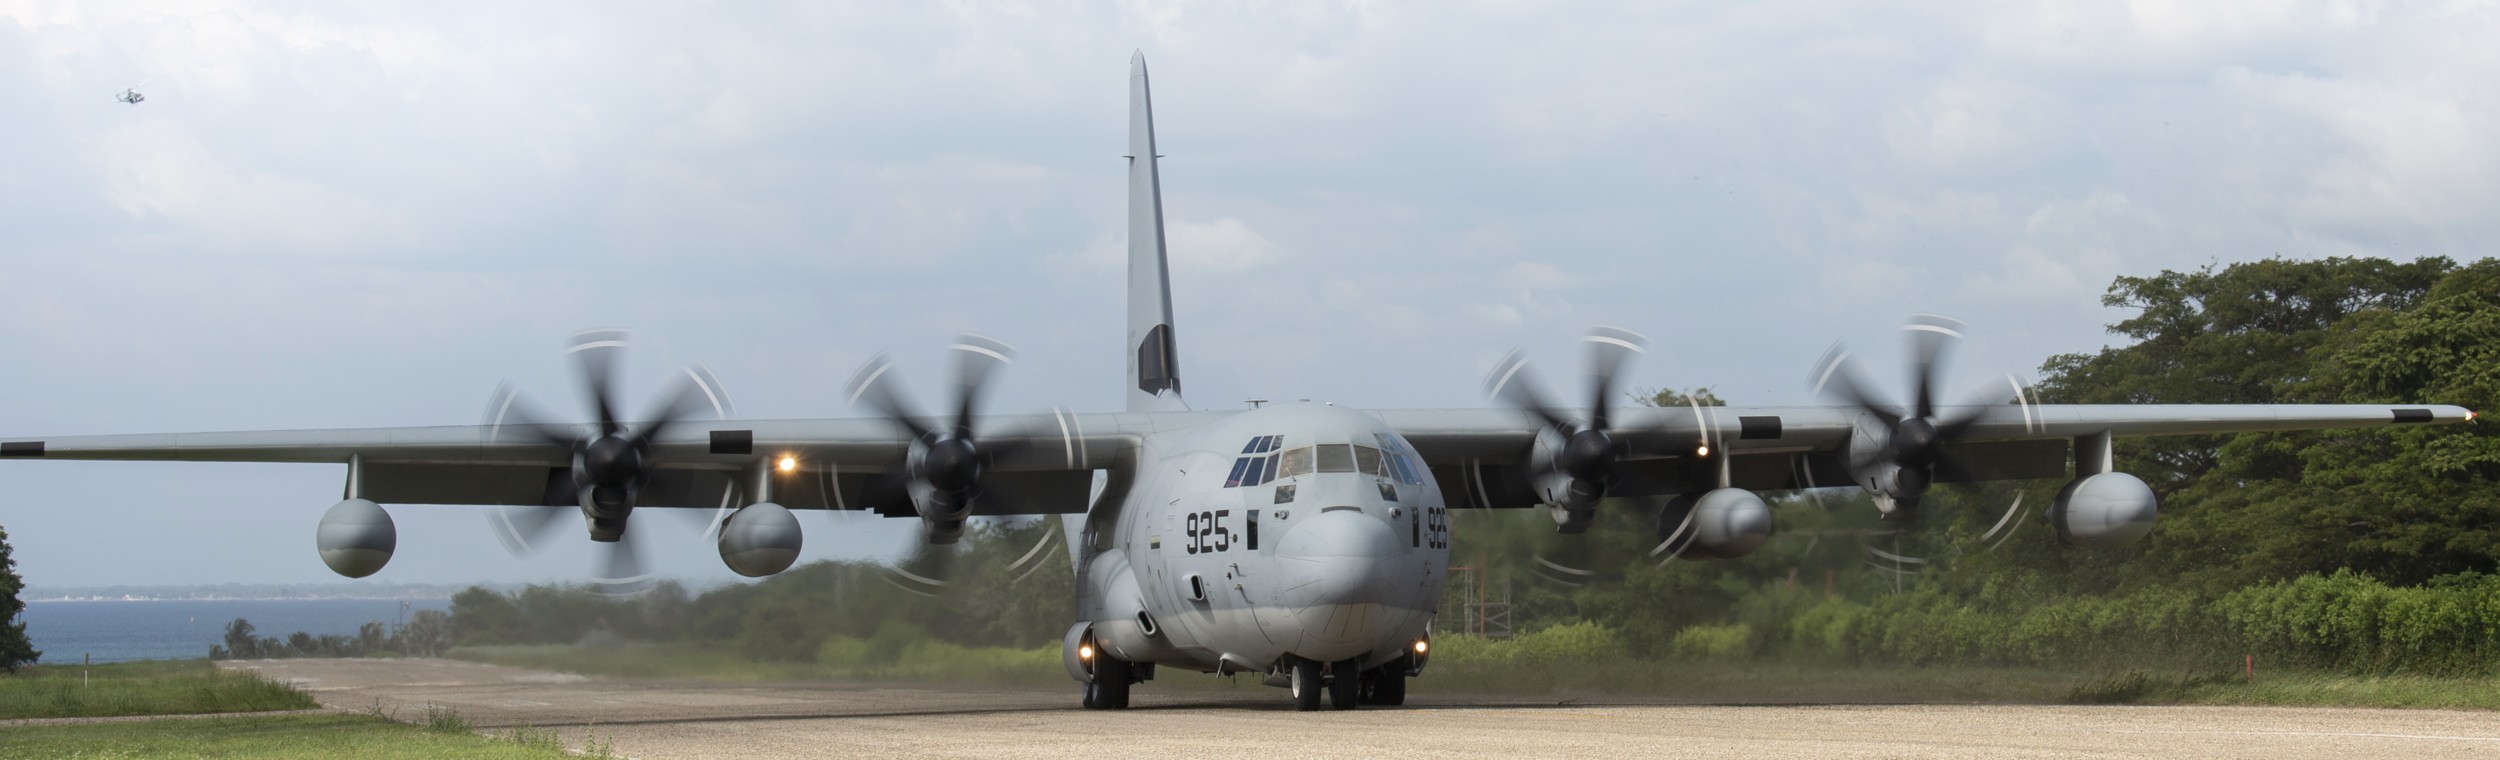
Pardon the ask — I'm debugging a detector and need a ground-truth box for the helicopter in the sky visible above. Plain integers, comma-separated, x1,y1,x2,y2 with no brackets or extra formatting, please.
116,78,149,104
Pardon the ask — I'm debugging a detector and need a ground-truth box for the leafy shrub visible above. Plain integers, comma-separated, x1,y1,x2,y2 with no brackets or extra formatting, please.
1668,624,1754,660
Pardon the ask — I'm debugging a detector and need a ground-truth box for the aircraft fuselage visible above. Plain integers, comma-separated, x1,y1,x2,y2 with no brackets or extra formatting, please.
1080,402,1448,680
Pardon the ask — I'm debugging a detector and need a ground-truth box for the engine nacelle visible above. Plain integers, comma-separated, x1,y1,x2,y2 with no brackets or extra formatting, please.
717,502,803,577
2050,472,2158,549
1656,487,1773,560
316,498,396,578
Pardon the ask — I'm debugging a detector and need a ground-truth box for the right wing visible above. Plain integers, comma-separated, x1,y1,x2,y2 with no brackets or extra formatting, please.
1378,403,2475,509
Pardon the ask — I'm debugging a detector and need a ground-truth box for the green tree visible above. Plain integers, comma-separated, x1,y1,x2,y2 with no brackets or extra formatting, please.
0,525,38,672
1991,256,2495,595
222,618,259,660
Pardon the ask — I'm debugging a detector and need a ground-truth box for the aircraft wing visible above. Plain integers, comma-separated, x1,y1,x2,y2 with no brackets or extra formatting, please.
0,411,1157,515
7,403,2471,512
1380,403,2476,509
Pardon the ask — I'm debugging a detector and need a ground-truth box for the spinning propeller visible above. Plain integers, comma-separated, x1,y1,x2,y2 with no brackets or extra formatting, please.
845,334,1031,545
1810,314,2014,517
1486,327,1654,533
485,329,733,593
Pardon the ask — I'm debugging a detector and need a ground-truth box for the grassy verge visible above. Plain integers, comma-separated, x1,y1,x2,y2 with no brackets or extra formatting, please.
0,659,316,719
2069,669,2500,710
0,712,602,759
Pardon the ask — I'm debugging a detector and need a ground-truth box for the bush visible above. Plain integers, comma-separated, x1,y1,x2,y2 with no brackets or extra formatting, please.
1434,622,1626,666
1668,624,1754,660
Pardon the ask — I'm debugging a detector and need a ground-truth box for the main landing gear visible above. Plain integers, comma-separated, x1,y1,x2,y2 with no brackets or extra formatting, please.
1083,654,1134,709
1287,656,1399,711
1359,654,1409,707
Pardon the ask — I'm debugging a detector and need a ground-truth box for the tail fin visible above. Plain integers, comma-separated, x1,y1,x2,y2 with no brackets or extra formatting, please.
1126,52,1187,412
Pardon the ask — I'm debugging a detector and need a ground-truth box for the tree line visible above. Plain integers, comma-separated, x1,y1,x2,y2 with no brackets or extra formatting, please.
209,609,454,660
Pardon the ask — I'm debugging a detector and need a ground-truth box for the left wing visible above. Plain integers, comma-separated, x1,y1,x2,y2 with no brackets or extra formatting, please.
2,410,1163,514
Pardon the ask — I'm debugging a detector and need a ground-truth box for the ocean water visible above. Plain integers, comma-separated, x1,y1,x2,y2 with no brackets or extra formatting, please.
22,599,451,663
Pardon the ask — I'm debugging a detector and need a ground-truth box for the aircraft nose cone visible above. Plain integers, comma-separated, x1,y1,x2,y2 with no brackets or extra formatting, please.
1272,509,1403,650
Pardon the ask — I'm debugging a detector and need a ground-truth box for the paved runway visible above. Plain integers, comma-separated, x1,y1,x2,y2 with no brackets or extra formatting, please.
226,659,2500,759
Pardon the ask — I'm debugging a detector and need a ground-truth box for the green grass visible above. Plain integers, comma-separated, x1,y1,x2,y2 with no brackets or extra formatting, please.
0,713,590,759
2112,670,2500,709
0,659,316,719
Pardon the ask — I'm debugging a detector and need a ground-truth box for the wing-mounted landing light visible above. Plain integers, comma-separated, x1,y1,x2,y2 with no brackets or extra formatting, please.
1486,326,1656,533
484,329,734,593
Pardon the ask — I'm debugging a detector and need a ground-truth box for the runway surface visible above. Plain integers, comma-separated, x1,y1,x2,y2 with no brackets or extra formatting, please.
225,659,2500,759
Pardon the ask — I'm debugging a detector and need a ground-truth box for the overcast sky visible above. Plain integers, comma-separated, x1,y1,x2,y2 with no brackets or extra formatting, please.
3,1,2494,588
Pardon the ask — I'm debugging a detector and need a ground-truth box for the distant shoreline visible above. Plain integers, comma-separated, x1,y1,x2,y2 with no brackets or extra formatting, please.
24,583,494,604
29,596,453,603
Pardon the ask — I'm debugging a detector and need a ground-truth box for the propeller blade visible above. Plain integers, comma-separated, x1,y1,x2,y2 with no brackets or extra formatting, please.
592,526,655,595
1004,520,1061,584
569,329,632,436
1487,350,1576,435
627,375,713,448
880,532,959,596
1809,345,1902,429
1903,314,1965,420
483,383,584,450
949,334,1016,440
1583,326,1646,433
847,353,935,441
489,506,572,557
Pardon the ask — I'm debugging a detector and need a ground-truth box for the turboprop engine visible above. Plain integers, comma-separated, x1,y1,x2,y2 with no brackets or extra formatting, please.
316,498,396,578
1655,487,1773,560
2048,472,2157,549
717,502,803,577
846,335,1028,545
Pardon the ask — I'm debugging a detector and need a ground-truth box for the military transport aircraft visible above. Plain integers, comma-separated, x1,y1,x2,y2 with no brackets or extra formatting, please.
4,53,2475,711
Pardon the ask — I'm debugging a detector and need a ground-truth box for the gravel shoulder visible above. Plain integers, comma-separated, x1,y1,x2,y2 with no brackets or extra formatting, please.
222,659,2500,759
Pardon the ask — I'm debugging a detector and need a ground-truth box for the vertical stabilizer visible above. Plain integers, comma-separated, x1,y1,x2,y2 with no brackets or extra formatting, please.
1126,52,1187,412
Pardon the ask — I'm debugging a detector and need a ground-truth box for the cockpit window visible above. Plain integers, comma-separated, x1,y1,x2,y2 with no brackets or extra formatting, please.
1316,444,1356,473
1225,435,1286,487
1278,447,1313,478
1374,434,1426,485
1244,439,1422,486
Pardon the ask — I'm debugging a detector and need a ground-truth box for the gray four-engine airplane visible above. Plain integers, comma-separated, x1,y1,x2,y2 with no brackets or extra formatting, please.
4,53,2475,710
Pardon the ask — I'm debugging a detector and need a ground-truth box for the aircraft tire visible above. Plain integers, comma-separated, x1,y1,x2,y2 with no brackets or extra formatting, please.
1102,656,1133,709
1367,665,1407,706
1084,656,1134,710
1328,659,1361,710
1290,658,1324,712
